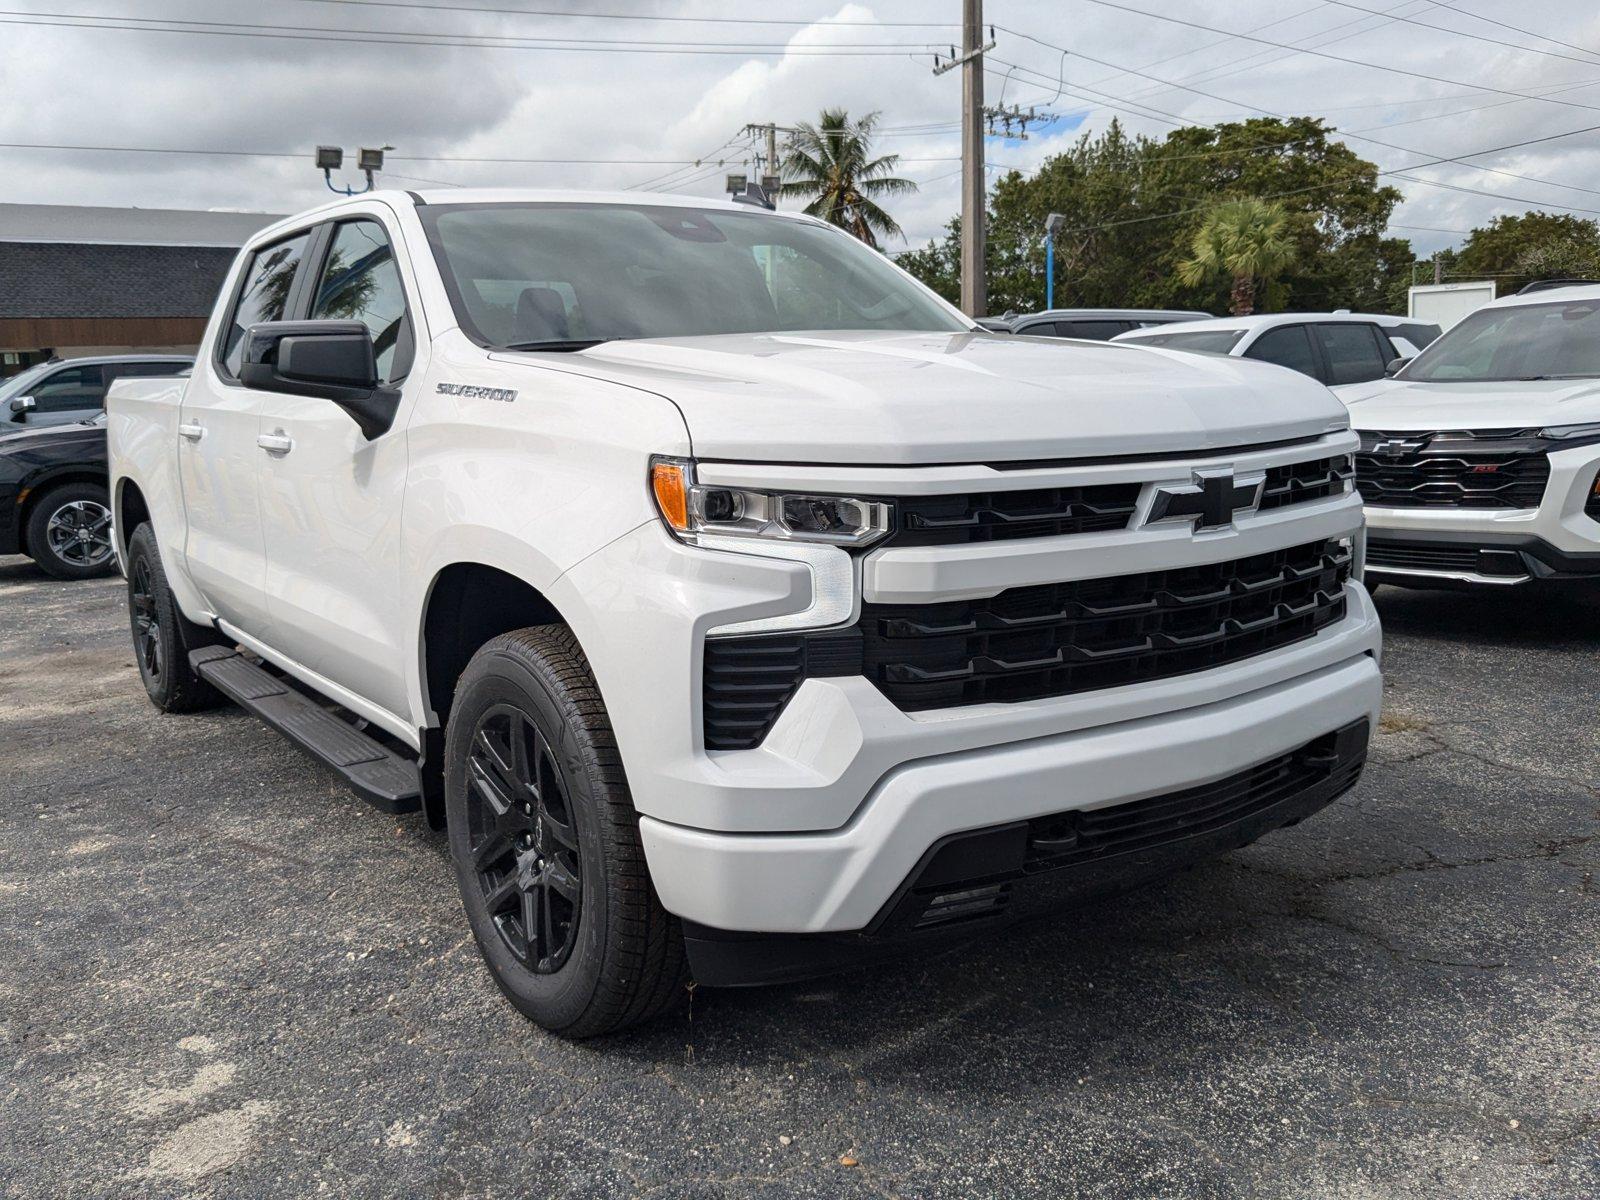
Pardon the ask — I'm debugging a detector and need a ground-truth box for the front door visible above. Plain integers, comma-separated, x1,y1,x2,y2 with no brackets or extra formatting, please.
256,216,421,722
178,229,314,632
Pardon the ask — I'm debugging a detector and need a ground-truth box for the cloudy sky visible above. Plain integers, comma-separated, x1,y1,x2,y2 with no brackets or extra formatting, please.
3,0,1599,257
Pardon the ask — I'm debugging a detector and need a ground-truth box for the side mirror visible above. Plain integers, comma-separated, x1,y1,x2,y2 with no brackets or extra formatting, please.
239,320,398,440
8,395,36,417
1384,356,1413,377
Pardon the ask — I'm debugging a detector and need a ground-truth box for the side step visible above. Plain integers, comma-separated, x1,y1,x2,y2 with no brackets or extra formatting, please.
190,646,421,814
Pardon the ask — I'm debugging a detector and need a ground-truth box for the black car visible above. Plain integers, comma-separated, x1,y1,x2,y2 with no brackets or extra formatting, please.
0,414,115,579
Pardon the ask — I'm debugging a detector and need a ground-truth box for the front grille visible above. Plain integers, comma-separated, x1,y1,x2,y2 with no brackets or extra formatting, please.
891,483,1140,546
1356,432,1550,509
1258,454,1353,511
859,538,1350,712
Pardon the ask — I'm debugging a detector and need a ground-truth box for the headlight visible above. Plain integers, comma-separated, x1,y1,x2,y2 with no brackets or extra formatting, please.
1538,422,1600,440
649,456,893,547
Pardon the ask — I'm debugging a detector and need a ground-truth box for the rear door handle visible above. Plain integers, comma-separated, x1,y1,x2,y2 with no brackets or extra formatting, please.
257,431,294,454
177,422,204,442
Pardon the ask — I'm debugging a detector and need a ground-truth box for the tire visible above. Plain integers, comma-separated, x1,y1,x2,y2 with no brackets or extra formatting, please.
445,626,688,1037
26,481,117,580
125,523,226,713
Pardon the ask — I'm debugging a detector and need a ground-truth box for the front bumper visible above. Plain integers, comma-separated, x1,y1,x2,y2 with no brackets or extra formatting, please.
641,650,1380,939
1363,437,1600,586
682,718,1370,986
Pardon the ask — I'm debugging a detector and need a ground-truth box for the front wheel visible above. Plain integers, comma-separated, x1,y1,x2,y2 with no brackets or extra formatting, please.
445,627,687,1037
27,482,116,580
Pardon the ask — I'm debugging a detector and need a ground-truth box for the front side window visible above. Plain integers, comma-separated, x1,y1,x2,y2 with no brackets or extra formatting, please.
310,220,414,383
419,202,966,348
30,365,107,413
1316,323,1389,385
220,232,311,378
1405,300,1600,383
1245,325,1319,379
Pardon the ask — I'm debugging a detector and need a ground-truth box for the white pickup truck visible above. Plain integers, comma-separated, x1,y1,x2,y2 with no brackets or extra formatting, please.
107,189,1382,1036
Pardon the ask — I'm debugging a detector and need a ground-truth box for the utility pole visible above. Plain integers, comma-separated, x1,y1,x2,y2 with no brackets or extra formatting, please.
960,0,986,316
932,4,993,316
744,122,793,208
1433,252,1443,285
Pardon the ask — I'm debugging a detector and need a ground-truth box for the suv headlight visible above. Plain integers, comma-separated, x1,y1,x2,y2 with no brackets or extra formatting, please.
650,456,893,547
1538,422,1600,440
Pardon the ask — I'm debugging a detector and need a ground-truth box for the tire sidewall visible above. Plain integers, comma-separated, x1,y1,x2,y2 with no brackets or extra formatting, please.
445,643,612,1031
28,483,114,580
127,524,182,708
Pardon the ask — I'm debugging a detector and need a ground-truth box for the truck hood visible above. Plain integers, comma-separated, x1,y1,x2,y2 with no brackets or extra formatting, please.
1339,377,1600,431
498,331,1348,464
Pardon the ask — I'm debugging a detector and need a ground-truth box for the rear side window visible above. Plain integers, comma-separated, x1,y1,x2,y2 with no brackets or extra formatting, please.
1058,320,1135,340
1316,323,1389,385
105,361,187,382
220,232,312,378
1244,325,1319,378
310,220,415,383
1395,321,1442,348
30,365,107,413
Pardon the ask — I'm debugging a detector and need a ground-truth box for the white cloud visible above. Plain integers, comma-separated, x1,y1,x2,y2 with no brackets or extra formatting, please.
2,0,1598,254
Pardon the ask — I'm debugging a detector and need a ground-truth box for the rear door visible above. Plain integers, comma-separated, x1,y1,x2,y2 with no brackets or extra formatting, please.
179,229,315,632
1242,324,1322,381
1313,322,1391,388
255,213,423,720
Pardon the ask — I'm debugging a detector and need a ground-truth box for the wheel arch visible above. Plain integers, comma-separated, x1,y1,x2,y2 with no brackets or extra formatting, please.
114,476,152,560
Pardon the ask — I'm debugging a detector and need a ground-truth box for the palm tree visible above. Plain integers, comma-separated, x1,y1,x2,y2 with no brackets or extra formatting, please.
1177,198,1297,316
780,110,917,248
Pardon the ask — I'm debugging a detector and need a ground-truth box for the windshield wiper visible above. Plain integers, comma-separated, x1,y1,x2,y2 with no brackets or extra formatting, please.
501,338,616,353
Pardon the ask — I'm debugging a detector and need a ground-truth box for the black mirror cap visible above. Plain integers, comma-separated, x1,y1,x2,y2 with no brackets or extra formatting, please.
239,320,397,439
1384,356,1413,377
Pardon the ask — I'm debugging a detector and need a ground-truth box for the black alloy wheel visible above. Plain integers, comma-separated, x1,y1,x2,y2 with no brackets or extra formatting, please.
466,704,583,973
26,482,118,579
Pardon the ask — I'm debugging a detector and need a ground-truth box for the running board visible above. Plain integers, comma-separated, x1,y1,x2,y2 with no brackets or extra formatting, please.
190,646,421,813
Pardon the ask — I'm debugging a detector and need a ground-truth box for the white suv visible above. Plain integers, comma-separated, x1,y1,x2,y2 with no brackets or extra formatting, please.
1339,282,1600,588
1114,313,1441,399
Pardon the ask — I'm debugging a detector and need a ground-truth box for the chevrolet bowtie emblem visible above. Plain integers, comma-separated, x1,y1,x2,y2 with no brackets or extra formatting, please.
1147,469,1265,532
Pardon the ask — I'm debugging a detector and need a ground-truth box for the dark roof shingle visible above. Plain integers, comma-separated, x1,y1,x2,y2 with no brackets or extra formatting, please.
0,242,238,319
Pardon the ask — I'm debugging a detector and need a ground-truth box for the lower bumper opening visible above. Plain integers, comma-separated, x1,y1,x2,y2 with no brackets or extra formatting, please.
683,718,1370,987
1366,531,1600,585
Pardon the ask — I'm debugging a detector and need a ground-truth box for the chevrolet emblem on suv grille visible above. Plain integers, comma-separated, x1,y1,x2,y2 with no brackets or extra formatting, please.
1147,469,1266,532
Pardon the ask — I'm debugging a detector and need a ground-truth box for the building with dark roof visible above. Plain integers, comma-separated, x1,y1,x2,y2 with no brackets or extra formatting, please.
0,203,282,378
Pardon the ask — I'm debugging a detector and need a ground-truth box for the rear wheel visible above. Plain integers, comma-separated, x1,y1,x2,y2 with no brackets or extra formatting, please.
125,523,225,713
27,482,116,580
445,626,687,1037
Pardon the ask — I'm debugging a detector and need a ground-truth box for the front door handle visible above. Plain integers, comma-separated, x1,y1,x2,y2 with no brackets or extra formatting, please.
257,430,294,454
177,422,204,442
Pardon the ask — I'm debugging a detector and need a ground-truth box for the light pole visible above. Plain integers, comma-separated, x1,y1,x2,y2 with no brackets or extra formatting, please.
1044,212,1065,310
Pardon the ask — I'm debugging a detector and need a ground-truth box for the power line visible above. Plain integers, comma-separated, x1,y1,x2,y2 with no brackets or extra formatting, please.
0,10,942,54
1036,3,1600,115
275,0,959,28
0,140,708,165
1319,0,1600,68
1388,0,1600,61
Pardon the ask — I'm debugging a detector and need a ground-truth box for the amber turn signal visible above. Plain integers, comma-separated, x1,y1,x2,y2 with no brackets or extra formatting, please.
651,460,690,531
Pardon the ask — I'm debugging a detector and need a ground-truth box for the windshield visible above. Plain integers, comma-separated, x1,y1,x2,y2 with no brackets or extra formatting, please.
419,202,968,347
1405,300,1600,382
0,361,55,401
1123,329,1246,354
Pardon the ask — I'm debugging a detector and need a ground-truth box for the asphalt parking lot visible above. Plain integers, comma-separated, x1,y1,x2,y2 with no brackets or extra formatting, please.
2,556,1596,1200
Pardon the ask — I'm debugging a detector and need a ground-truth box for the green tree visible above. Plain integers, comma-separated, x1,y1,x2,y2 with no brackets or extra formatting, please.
1453,212,1600,288
1177,198,1297,315
780,109,917,248
898,116,1413,315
